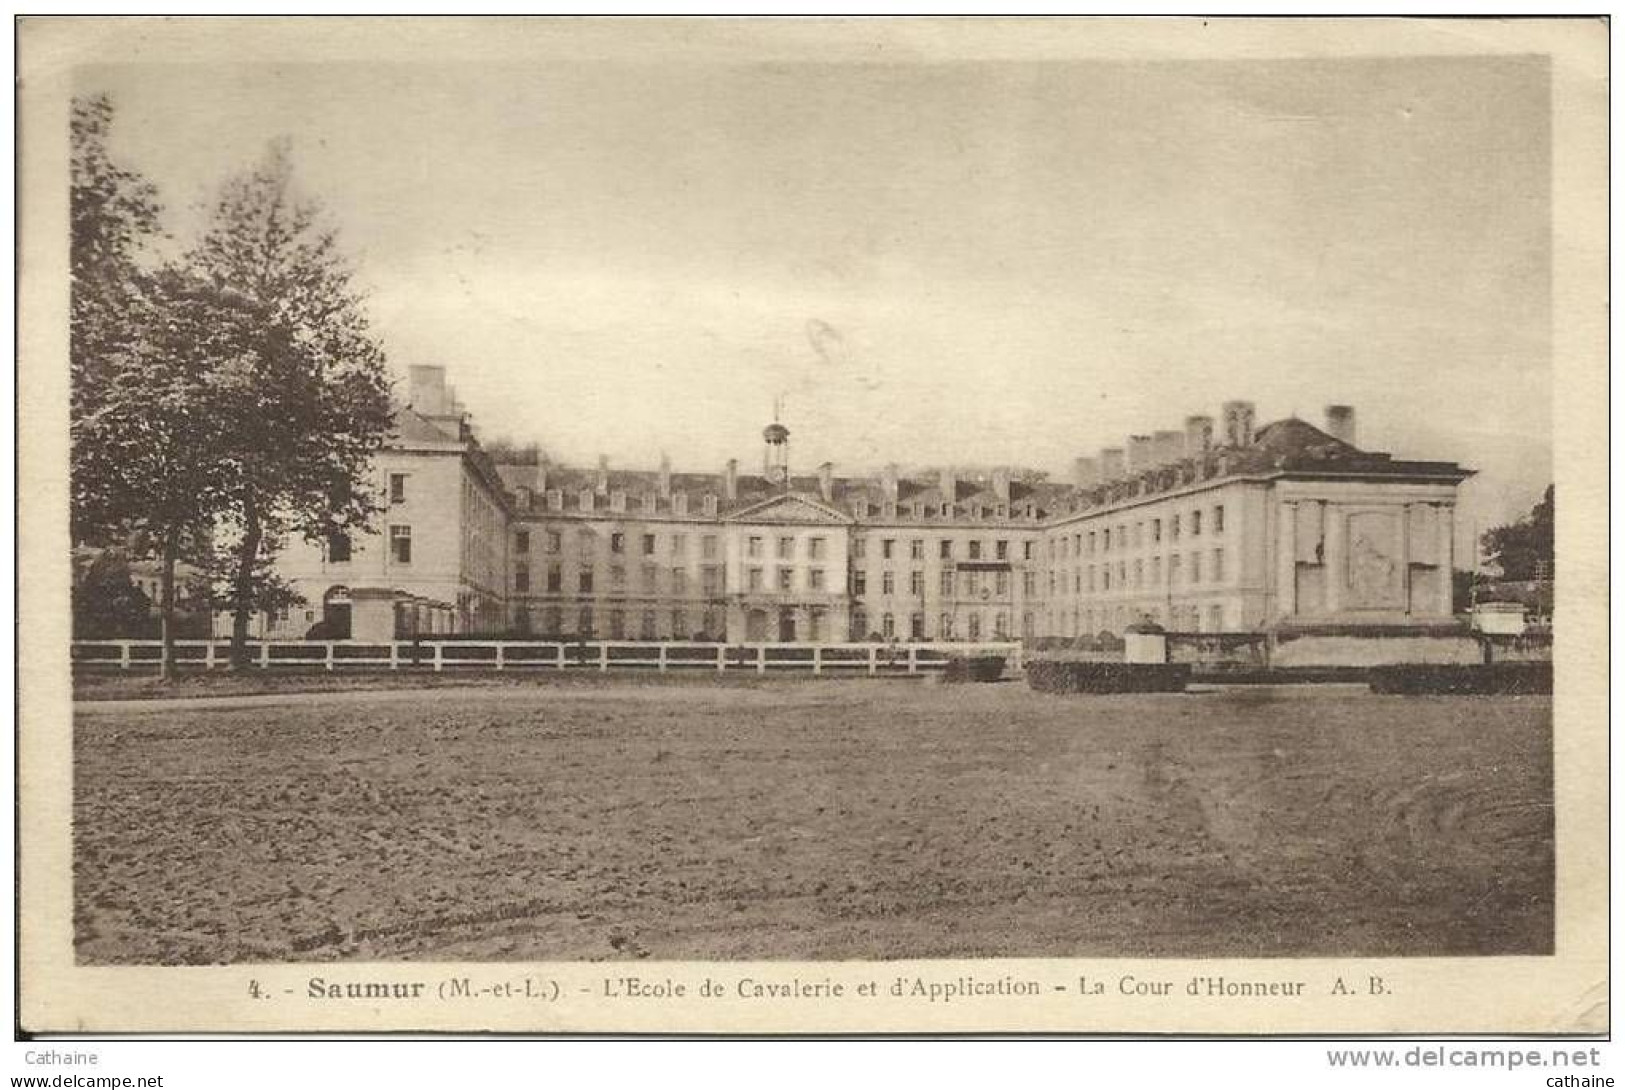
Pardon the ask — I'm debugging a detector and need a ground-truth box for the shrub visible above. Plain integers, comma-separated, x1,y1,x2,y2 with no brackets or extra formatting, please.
1027,660,1190,694
1369,663,1552,695
942,654,1007,683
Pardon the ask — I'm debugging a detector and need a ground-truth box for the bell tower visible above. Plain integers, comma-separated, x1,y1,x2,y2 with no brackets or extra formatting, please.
763,399,791,488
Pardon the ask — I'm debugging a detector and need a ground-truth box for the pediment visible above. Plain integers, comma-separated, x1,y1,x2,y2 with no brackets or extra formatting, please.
726,492,854,525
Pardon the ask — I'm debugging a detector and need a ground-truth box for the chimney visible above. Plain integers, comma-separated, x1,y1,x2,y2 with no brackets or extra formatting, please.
1072,456,1099,488
818,461,834,503
1184,414,1214,457
724,458,738,502
536,460,548,495
1153,430,1184,466
940,466,958,508
1221,400,1256,448
1324,404,1356,446
1099,446,1125,480
658,453,672,497
882,464,899,503
991,467,1011,503
595,455,610,494
408,365,448,416
1126,435,1155,473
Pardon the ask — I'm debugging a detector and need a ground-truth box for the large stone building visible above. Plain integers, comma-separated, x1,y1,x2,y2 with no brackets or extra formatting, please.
245,365,1472,643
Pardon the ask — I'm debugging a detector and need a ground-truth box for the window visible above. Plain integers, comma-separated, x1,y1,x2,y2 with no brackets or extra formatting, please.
1152,518,1162,543
1087,532,1095,555
389,525,412,564
1103,528,1111,552
389,473,407,504
642,564,657,592
1103,565,1112,590
940,613,954,639
777,536,794,560
546,530,561,553
882,613,896,639
610,491,626,513
547,489,563,511
578,529,594,553
328,532,351,563
910,570,925,596
810,568,826,591
853,570,867,596
852,610,868,639
1023,541,1035,561
748,568,764,591
910,539,925,560
702,495,718,517
1133,560,1143,588
702,534,718,559
642,534,656,556
968,540,982,560
882,571,896,595
910,613,925,640
1191,509,1203,536
1171,514,1181,540
702,566,723,596
515,564,530,593
748,536,764,559
1151,556,1161,585
611,532,626,554
882,539,896,560
579,569,594,593
851,538,866,560
809,537,826,561
672,610,687,637
994,612,1009,638
577,607,593,637
1023,571,1036,595
995,571,1009,596
1214,505,1225,534
1168,554,1181,586
579,488,595,512
777,569,792,592
515,530,530,553
641,611,657,640
967,613,980,640
672,534,686,557
673,494,688,516
608,611,625,639
940,571,954,596
996,540,1009,560
940,539,953,560
610,565,625,587
547,564,562,592
1190,551,1202,583
1213,548,1225,581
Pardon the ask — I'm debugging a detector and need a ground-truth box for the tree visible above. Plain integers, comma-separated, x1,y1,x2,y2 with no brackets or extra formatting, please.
186,141,394,666
72,553,152,638
1482,485,1555,581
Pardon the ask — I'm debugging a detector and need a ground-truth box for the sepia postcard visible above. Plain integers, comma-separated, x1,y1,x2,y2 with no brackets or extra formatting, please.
16,16,1608,1036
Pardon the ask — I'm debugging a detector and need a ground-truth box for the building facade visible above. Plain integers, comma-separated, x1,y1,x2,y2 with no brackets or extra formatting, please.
243,366,1472,642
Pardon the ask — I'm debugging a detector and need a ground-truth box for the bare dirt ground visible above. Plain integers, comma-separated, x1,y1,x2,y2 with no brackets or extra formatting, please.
73,680,1552,964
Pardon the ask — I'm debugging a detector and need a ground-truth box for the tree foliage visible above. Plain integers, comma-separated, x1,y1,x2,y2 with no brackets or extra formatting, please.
71,552,152,638
1481,485,1554,581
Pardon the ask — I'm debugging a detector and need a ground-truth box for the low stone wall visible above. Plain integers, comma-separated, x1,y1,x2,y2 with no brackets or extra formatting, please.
1268,633,1484,669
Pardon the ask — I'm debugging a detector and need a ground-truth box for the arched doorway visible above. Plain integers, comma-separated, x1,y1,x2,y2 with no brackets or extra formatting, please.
321,586,352,640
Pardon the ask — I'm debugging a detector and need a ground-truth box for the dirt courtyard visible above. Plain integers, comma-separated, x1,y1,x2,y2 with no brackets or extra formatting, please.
73,679,1553,964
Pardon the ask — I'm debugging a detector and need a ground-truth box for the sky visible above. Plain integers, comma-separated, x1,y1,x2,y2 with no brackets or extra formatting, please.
81,47,1552,544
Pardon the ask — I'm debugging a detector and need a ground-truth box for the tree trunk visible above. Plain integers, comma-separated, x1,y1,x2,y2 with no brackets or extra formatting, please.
158,527,178,683
229,496,263,670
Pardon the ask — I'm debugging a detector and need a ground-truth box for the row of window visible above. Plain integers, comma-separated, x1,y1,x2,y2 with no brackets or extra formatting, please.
852,569,1029,599
851,610,1028,641
515,563,728,596
1048,549,1227,595
328,526,413,565
513,530,1040,563
1050,603,1226,636
855,537,1031,562
519,529,725,559
522,606,727,641
1049,504,1226,562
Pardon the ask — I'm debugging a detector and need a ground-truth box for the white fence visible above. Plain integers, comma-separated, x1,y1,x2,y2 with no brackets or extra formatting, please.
71,639,1024,676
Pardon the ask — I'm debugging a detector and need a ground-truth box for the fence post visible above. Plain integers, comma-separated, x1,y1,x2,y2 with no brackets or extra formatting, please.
388,643,399,671
325,642,336,672
259,642,271,669
867,646,878,676
717,645,727,674
599,643,609,673
495,643,505,672
813,646,822,676
556,643,567,671
204,641,216,671
432,643,443,673
757,645,766,675
907,646,918,674
658,645,668,673
119,641,132,671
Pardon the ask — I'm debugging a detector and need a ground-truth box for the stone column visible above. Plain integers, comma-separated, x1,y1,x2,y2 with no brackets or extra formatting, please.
1323,504,1345,614
1276,501,1297,620
1437,503,1455,617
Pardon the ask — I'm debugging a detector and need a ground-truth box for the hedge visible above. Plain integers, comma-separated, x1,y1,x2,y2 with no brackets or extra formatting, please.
1026,660,1191,694
1368,663,1552,695
942,654,1007,683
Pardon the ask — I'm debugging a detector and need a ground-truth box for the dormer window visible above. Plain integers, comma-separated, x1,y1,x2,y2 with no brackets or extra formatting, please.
610,490,627,513
674,493,689,516
547,488,563,511
639,493,654,514
911,503,923,519
579,488,595,512
702,494,718,517
882,502,897,520
972,504,984,520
